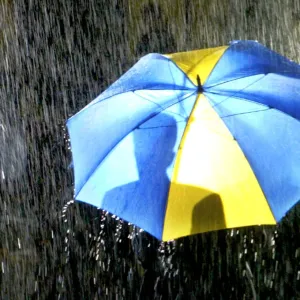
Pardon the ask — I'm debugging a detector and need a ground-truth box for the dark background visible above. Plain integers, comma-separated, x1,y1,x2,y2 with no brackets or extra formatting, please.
1,0,300,298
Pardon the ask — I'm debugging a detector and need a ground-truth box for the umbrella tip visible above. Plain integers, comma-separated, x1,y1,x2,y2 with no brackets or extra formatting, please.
196,75,203,93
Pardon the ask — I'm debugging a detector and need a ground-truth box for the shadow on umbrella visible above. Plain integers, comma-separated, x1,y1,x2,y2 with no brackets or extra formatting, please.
101,111,179,240
100,106,226,240
191,192,225,235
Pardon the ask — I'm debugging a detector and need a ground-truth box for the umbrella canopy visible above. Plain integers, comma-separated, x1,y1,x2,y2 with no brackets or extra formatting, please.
67,40,300,241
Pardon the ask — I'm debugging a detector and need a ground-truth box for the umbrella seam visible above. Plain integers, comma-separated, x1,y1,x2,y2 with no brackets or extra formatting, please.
161,93,203,241
201,44,232,87
132,91,188,120
203,74,268,113
204,92,289,221
204,72,300,89
204,40,300,89
165,48,223,86
68,53,197,121
66,87,195,122
75,90,198,198
205,91,300,124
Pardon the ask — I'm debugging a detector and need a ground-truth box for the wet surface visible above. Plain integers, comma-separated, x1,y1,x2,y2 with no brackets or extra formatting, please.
1,0,300,298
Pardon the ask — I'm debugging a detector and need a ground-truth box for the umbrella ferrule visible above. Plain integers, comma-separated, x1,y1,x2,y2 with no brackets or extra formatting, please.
197,75,204,93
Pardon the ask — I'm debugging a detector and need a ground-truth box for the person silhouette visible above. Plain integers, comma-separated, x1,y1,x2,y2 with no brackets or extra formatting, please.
101,110,226,239
101,111,178,240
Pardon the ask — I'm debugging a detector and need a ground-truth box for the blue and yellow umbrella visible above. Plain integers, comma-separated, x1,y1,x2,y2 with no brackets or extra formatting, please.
67,40,300,241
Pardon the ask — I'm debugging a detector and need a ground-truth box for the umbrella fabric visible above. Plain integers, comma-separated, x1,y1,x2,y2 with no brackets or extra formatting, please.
67,40,300,241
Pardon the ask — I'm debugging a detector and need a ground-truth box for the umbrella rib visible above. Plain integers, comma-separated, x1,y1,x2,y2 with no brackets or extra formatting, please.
203,73,267,112
165,48,227,115
166,60,193,118
166,46,227,85
220,108,271,119
204,72,267,89
70,53,197,120
206,92,300,125
204,71,300,89
204,71,300,124
128,90,197,130
136,122,187,130
132,90,188,120
76,91,197,197
69,86,195,120
168,59,187,119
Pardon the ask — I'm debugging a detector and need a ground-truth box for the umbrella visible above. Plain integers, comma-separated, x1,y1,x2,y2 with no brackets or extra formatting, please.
67,40,300,241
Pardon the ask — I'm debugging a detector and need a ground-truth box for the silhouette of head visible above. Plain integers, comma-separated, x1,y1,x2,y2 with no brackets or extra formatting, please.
133,112,178,178
191,193,226,235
